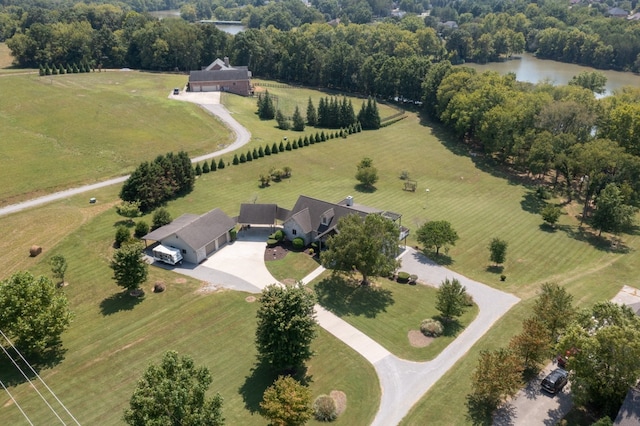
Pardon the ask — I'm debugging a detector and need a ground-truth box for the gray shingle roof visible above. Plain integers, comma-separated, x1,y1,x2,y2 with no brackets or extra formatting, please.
238,204,278,224
615,386,640,425
286,195,369,237
189,69,251,82
143,209,236,251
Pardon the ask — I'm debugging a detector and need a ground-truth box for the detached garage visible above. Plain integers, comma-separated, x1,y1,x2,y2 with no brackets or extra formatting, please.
143,208,237,264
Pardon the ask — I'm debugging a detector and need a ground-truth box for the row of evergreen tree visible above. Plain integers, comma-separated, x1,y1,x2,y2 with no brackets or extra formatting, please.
194,126,361,175
258,91,381,131
120,152,194,212
38,62,94,76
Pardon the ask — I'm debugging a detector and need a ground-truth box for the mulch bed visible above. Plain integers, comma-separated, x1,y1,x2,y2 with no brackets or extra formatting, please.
264,243,290,261
408,330,434,348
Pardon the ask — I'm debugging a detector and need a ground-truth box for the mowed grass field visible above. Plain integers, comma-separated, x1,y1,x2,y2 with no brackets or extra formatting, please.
1,71,639,424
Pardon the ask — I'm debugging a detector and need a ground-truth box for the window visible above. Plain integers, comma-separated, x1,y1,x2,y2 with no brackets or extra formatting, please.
182,249,186,254
292,229,297,235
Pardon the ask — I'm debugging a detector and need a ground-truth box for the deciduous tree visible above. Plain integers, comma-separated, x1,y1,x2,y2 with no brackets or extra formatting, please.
355,157,378,188
509,317,549,371
0,271,72,358
260,375,312,426
436,278,468,322
533,282,575,342
110,242,148,293
488,238,508,266
541,204,562,227
321,213,400,285
123,351,224,426
416,220,459,256
152,207,172,230
255,283,317,372
591,183,637,237
49,254,68,285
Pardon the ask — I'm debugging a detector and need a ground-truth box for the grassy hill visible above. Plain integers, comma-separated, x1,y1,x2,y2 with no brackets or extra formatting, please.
1,71,639,424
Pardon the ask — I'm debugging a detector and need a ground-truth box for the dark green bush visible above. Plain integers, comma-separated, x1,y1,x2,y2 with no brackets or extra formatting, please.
267,238,278,247
115,226,131,248
292,237,305,250
274,230,284,241
396,271,410,283
134,221,150,239
420,318,443,337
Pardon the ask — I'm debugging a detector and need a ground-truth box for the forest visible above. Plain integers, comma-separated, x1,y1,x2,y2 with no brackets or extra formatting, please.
2,0,640,230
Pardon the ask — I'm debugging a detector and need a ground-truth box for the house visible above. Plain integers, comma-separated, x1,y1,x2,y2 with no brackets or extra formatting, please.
615,385,640,425
188,57,253,96
282,195,409,247
142,208,236,264
607,7,628,18
237,203,289,228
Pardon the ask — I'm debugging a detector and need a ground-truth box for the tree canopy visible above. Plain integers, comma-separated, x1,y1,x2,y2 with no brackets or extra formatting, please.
123,350,224,426
416,220,459,256
435,278,468,322
255,283,317,372
533,282,575,343
260,375,313,426
110,241,149,293
488,238,508,266
355,157,379,189
321,213,400,285
0,271,72,358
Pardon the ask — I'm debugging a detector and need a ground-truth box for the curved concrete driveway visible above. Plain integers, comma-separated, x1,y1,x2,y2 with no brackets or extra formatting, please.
0,91,251,217
181,241,520,425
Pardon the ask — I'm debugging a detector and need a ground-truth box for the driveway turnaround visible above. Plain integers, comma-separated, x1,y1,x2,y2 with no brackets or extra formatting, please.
182,241,520,426
0,92,251,217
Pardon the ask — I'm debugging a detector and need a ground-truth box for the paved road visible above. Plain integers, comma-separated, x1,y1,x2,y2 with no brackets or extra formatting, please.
0,92,251,217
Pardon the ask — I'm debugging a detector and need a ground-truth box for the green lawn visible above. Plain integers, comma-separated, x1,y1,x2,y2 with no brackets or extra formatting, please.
309,271,478,361
0,193,379,425
264,250,320,283
2,76,640,425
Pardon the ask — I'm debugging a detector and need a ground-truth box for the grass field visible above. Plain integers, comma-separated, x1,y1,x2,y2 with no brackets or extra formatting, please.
309,272,479,361
1,72,639,424
264,250,320,282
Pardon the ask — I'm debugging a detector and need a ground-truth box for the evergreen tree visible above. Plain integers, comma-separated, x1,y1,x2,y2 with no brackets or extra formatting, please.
257,91,276,120
66,64,73,74
292,106,305,131
315,132,321,143
272,142,279,154
297,137,304,148
321,131,326,141
265,144,271,155
253,148,259,159
239,153,246,163
203,161,211,173
246,150,253,162
210,159,217,171
218,158,225,169
39,64,45,76
233,154,239,165
285,141,292,151
292,140,298,149
278,141,285,152
58,64,65,74
275,109,290,130
317,97,327,127
306,97,317,126
258,146,265,157
305,135,311,145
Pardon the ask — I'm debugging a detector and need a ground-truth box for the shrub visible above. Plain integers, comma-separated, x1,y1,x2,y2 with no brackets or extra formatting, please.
396,271,410,283
152,207,172,230
274,230,284,241
229,228,237,241
308,248,315,256
500,274,507,281
202,161,210,173
232,154,239,165
420,318,443,337
463,293,475,307
536,186,551,200
313,395,338,422
218,158,225,169
153,282,165,293
210,159,217,171
194,163,202,175
409,274,418,284
115,226,131,248
134,221,150,239
292,237,305,251
267,238,278,247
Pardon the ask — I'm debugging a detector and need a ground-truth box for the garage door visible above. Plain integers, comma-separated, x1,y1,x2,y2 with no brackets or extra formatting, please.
205,240,217,255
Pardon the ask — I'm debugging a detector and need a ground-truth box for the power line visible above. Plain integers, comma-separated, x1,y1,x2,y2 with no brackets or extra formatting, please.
0,330,81,426
0,377,34,425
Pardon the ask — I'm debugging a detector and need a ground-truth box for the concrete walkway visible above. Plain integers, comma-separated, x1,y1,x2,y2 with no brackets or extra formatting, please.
0,92,250,217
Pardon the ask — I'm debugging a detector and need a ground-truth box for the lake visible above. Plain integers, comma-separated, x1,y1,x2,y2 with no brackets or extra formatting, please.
465,53,640,97
148,10,245,35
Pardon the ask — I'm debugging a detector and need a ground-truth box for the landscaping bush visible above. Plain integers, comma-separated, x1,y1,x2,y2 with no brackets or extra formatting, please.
409,274,418,284
153,282,165,293
313,395,338,422
134,220,150,239
115,226,131,248
463,293,475,307
396,271,410,283
292,237,305,251
229,228,237,241
308,248,315,256
267,238,278,247
274,230,284,241
420,318,443,337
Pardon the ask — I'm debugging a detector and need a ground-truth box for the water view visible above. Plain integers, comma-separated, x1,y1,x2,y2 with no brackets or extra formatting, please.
465,52,640,97
149,10,245,35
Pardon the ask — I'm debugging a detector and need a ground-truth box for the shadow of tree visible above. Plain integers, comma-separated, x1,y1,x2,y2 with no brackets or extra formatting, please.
539,223,557,233
485,265,504,274
314,275,394,318
0,343,67,387
521,191,546,215
437,317,464,337
100,291,144,316
466,393,499,426
354,183,376,193
422,249,453,266
114,219,135,228
239,363,312,414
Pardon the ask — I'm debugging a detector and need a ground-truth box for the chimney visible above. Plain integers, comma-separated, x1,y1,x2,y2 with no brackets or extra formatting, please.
224,56,230,67
345,196,353,206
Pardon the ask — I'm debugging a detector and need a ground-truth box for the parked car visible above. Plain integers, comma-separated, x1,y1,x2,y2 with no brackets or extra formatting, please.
541,368,568,394
173,88,180,95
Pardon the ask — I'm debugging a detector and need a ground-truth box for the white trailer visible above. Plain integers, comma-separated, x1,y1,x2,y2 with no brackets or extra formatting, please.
152,244,183,265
